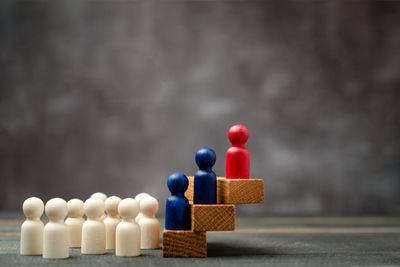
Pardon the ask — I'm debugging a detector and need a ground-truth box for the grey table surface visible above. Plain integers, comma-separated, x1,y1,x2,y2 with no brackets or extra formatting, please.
1,212,400,266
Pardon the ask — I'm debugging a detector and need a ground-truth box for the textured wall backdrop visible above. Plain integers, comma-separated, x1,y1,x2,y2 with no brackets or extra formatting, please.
1,1,400,214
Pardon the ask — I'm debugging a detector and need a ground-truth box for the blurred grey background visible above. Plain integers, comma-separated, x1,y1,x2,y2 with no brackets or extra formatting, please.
1,1,400,215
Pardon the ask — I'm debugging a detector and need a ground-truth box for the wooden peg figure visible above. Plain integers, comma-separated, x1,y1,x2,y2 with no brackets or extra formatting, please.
43,198,69,259
104,196,121,250
138,196,160,249
194,147,217,204
226,124,250,179
135,192,151,223
20,197,44,255
81,198,106,254
90,192,107,221
90,192,107,202
65,198,85,248
116,198,141,257
165,172,190,230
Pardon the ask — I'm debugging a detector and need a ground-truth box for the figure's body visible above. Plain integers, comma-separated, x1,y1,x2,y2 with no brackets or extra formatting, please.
81,198,106,254
165,173,190,230
116,198,141,257
138,196,160,249
194,148,217,204
104,196,121,250
226,125,250,179
65,198,85,248
20,197,44,255
43,198,69,259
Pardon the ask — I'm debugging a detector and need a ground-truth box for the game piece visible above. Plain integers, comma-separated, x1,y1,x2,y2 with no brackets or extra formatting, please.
191,204,235,231
90,192,107,202
162,230,206,258
194,147,217,204
43,198,69,259
138,196,160,249
226,124,250,179
217,178,264,204
104,196,121,250
135,192,151,222
20,197,44,255
165,172,191,230
81,198,106,254
65,198,85,248
90,192,107,220
116,198,141,257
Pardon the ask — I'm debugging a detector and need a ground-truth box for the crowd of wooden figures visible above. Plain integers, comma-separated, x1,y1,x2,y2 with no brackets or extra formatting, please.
20,125,264,258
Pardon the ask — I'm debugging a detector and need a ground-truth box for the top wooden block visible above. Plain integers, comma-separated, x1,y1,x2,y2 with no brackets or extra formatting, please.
217,178,264,204
185,176,264,205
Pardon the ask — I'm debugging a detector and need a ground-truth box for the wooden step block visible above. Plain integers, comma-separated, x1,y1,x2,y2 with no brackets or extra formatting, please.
191,204,235,231
185,176,264,204
184,176,195,202
162,230,207,258
217,177,264,204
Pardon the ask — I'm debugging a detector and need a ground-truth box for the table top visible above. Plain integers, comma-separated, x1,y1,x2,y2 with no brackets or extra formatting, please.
1,213,400,266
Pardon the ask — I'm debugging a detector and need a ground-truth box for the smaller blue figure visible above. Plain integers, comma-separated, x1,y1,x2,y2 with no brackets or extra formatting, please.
165,172,191,230
194,147,217,204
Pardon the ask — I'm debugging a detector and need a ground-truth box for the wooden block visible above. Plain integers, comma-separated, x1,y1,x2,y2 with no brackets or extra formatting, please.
217,177,264,204
185,176,264,204
184,176,195,202
191,204,235,231
162,230,206,258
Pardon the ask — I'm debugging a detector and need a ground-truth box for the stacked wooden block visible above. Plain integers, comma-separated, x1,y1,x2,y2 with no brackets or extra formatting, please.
162,177,264,257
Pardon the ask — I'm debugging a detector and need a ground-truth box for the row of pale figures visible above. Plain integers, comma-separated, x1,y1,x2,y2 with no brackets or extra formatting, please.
20,192,160,258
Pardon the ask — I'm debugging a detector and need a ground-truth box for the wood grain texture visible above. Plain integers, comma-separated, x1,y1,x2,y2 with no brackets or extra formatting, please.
185,177,264,204
217,178,264,204
184,176,195,202
191,204,235,231
162,230,207,258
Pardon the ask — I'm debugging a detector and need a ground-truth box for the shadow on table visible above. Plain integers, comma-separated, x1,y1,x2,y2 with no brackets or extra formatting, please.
207,242,277,258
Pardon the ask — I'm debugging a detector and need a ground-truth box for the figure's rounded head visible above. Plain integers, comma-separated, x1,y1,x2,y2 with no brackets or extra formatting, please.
118,198,139,219
167,172,188,194
23,197,44,219
135,192,151,203
45,198,68,221
228,125,249,146
67,198,84,218
105,196,122,217
84,198,104,219
139,196,159,217
195,147,216,168
90,192,107,202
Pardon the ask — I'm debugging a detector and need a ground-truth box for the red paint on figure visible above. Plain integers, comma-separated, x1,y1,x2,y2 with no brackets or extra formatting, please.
226,125,250,179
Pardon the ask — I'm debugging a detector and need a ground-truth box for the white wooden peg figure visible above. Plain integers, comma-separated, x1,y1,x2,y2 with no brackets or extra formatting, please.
81,198,106,254
65,199,85,248
138,196,160,249
91,192,107,202
43,198,69,259
20,197,44,255
90,192,107,221
104,196,121,250
135,192,151,222
116,198,141,257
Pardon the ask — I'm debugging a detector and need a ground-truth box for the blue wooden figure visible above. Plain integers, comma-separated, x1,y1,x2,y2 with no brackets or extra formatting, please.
165,172,191,230
194,147,217,204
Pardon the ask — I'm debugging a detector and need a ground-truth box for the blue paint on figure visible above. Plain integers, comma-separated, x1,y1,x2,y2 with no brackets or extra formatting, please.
194,147,217,204
165,172,191,230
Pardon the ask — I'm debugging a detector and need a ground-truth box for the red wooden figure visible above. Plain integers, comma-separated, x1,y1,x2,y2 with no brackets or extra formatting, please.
226,124,250,179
